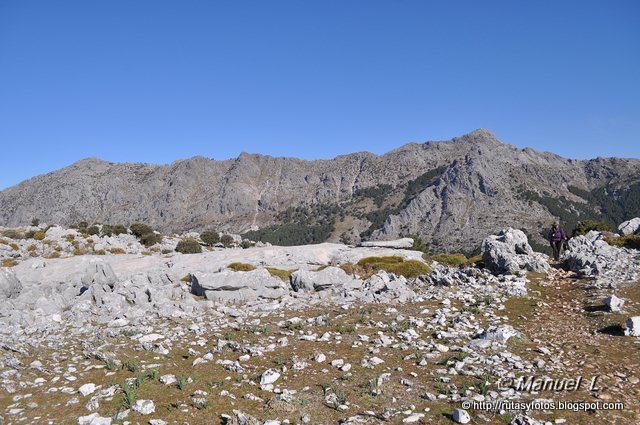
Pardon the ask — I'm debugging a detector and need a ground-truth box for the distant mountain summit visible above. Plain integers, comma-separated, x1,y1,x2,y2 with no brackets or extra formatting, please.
1,129,639,253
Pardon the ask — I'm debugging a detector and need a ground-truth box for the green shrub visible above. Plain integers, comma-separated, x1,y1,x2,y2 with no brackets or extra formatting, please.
406,234,429,253
140,232,162,247
101,224,113,237
227,262,255,272
220,234,235,247
129,223,153,238
266,267,294,281
112,224,127,235
573,220,611,236
200,230,220,246
33,231,46,241
243,222,334,246
175,238,202,254
86,225,100,236
433,253,469,267
604,234,640,250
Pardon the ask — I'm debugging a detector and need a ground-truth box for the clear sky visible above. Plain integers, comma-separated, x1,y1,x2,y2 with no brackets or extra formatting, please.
0,1,638,189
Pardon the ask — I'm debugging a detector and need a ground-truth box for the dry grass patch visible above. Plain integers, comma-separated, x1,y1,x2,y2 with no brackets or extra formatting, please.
227,262,256,272
355,256,432,278
1,258,18,267
266,267,294,281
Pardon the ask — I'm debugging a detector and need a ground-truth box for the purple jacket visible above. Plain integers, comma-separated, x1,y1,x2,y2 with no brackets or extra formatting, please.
548,227,567,242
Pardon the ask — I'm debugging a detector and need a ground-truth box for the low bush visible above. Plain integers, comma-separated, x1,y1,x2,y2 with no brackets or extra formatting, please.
200,230,220,246
33,231,46,241
432,253,469,267
86,225,100,236
604,234,640,250
227,262,255,272
220,234,235,247
109,248,126,254
175,238,202,254
140,232,162,247
129,223,153,238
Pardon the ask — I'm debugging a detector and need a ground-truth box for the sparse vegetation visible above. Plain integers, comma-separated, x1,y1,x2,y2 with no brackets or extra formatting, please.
122,359,139,373
32,231,46,240
120,380,137,409
175,238,202,254
176,374,190,390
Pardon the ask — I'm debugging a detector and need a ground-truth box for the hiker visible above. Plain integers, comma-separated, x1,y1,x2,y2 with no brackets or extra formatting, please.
548,222,568,261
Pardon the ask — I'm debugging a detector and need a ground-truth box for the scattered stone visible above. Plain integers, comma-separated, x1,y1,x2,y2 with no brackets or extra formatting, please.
260,369,281,385
133,399,156,415
452,408,471,424
603,294,624,312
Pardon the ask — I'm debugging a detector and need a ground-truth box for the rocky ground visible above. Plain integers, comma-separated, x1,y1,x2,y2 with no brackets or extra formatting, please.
0,225,639,425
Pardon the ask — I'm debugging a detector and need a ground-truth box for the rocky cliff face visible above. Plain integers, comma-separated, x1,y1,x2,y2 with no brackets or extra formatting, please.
1,129,639,253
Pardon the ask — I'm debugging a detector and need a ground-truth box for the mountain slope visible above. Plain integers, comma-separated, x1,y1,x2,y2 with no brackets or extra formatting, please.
1,129,639,253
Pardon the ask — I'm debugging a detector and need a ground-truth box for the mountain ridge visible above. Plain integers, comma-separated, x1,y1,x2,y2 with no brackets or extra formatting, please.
1,129,639,253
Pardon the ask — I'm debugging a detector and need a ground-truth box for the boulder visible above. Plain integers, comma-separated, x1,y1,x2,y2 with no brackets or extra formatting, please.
481,228,549,274
80,260,118,289
603,295,624,312
618,217,640,235
625,317,640,337
290,266,354,292
189,268,287,303
359,238,414,249
0,269,22,299
565,232,640,286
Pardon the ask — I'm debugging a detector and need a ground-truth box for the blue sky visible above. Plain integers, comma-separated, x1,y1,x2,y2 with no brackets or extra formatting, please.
0,1,638,189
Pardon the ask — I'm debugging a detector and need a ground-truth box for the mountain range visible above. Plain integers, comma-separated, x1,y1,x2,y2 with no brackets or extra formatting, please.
1,129,639,253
